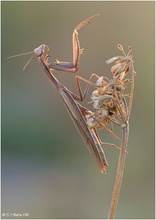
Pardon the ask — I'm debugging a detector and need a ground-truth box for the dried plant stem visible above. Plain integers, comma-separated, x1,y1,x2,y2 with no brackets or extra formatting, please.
108,122,129,219
128,72,135,121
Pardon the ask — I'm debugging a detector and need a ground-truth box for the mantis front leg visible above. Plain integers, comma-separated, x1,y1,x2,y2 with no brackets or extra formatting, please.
7,15,99,72
47,14,99,73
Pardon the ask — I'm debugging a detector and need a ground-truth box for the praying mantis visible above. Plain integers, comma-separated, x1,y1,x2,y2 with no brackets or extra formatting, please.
8,14,111,173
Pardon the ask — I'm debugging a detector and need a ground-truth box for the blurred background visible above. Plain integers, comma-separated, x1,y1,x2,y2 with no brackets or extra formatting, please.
2,2,154,219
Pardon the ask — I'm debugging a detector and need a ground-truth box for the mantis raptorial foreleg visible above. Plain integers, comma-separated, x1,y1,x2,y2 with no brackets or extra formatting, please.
7,14,99,73
47,14,99,73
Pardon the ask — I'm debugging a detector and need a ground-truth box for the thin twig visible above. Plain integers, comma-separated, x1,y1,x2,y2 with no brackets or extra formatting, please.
108,122,129,219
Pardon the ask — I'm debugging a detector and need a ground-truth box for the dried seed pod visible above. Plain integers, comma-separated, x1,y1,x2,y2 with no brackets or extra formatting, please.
106,44,135,80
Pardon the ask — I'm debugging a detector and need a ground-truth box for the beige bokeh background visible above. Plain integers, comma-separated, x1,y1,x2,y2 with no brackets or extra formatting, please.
2,1,154,219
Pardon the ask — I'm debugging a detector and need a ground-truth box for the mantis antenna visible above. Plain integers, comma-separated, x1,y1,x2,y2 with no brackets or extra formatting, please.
7,50,35,71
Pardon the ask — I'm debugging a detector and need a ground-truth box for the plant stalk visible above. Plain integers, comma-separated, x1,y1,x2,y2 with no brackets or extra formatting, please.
108,121,129,219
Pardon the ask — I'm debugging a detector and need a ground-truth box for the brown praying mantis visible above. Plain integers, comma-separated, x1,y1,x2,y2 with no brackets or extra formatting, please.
8,14,112,173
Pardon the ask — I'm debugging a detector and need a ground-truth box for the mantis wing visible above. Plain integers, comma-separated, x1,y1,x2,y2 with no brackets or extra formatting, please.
39,57,108,173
